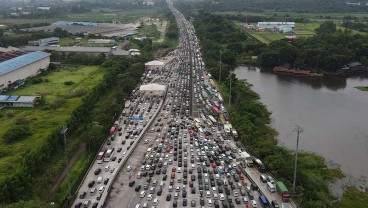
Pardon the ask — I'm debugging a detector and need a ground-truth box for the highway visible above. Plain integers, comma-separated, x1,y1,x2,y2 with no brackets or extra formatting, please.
72,0,298,207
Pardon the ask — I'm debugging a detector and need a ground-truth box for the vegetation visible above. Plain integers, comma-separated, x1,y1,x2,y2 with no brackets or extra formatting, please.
189,9,368,207
355,86,368,91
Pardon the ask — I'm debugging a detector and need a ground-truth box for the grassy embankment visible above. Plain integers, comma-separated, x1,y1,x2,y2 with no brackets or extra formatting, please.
0,65,104,179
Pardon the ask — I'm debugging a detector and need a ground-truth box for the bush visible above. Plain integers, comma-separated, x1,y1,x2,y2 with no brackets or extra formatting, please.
3,125,31,143
31,78,43,84
49,98,66,109
64,88,88,99
64,81,75,85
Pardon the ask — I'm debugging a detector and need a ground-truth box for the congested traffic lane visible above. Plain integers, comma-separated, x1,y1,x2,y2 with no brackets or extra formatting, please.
71,82,165,208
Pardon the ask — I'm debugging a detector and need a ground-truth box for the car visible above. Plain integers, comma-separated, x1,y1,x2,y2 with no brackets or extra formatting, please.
243,197,249,203
135,185,141,192
191,200,196,207
147,194,153,201
88,180,95,188
199,198,205,206
103,178,110,185
157,188,163,196
129,181,136,187
251,200,257,207
74,202,82,208
94,168,101,175
173,200,178,208
118,158,122,163
117,148,122,152
166,193,172,201
79,191,86,199
183,198,187,206
110,167,115,173
127,166,132,172
235,198,241,204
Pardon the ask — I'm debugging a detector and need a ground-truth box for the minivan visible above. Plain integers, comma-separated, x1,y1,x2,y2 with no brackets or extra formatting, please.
260,175,267,183
267,182,275,193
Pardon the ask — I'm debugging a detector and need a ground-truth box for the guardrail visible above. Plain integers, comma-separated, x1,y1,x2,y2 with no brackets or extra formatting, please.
101,89,167,207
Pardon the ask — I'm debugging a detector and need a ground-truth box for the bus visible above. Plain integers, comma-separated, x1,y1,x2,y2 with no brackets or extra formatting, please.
96,149,107,164
104,149,114,162
208,115,217,126
276,181,290,202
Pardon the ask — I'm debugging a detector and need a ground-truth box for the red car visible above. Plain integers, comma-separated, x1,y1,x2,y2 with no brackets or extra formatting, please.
172,167,176,172
246,204,252,208
171,173,175,179
211,163,217,169
189,181,193,187
239,174,244,180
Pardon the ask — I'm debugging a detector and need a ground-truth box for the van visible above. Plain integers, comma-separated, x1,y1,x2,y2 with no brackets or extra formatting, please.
97,177,103,184
99,186,105,194
137,172,142,179
208,199,212,207
260,175,267,183
267,182,275,193
140,191,146,198
153,198,159,206
96,193,102,201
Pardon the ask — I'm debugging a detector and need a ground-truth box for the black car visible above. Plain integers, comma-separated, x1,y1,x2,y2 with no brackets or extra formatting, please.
166,193,172,201
92,202,99,208
157,188,163,196
200,198,205,206
118,158,122,163
191,175,195,181
127,146,130,150
117,148,122,152
163,175,167,180
74,202,82,208
135,185,141,192
103,178,110,185
182,190,187,197
173,200,178,208
121,140,126,145
129,181,135,187
112,157,117,161
88,180,95,188
183,198,187,206
214,200,220,208
94,168,101,175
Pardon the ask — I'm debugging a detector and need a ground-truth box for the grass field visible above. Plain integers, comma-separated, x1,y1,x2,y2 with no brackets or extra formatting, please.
0,66,105,181
0,8,163,25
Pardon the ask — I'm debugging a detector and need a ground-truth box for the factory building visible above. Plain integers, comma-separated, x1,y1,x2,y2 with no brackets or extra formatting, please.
28,37,60,46
0,51,50,91
257,22,295,33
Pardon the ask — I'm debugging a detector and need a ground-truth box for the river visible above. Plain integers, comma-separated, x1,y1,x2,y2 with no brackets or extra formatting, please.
233,66,368,188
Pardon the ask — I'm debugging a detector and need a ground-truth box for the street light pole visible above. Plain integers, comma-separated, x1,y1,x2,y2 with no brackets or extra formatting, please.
61,125,71,202
219,50,222,83
229,72,232,106
293,125,304,193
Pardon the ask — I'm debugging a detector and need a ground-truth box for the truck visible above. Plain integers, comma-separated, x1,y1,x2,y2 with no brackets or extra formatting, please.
96,149,107,164
224,125,231,135
254,158,266,173
125,100,131,108
276,181,290,202
258,195,268,208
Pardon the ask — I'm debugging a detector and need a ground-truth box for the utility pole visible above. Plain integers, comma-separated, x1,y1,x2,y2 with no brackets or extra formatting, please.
219,50,222,83
293,125,304,193
61,125,71,202
229,72,232,106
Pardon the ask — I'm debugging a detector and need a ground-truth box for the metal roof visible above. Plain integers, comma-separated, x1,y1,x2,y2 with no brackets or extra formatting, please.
16,96,38,103
0,95,9,101
0,51,50,75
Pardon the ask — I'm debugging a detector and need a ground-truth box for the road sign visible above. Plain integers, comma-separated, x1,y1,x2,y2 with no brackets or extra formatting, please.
128,117,144,121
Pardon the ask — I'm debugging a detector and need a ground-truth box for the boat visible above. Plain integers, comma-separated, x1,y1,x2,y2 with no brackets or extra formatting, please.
273,67,323,77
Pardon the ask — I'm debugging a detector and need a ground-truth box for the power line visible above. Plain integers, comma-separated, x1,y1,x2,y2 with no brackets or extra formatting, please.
293,125,304,193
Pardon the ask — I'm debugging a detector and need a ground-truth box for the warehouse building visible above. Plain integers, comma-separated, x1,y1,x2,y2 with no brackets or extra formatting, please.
88,39,116,44
28,37,60,46
0,95,40,107
257,22,295,33
0,51,50,91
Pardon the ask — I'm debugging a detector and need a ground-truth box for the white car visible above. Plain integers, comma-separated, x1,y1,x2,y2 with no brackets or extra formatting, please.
219,194,225,201
251,200,257,207
144,140,149,144
147,194,153,201
127,166,132,172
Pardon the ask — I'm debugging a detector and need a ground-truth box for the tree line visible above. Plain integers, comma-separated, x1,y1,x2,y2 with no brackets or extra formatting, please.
0,41,151,205
190,10,354,207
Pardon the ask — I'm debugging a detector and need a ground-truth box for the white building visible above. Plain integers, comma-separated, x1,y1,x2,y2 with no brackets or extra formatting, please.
28,37,59,47
257,22,295,33
0,51,50,91
88,39,116,44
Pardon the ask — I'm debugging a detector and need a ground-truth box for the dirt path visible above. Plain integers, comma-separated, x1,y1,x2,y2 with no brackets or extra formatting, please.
51,143,87,192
